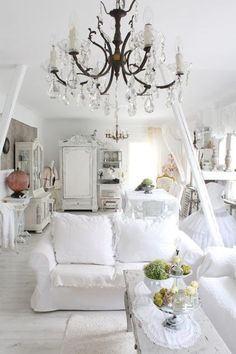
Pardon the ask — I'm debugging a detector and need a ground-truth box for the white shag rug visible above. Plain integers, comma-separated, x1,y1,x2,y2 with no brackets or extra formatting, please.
60,311,136,354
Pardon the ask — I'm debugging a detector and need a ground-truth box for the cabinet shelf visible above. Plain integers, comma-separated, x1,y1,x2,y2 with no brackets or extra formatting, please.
202,171,236,181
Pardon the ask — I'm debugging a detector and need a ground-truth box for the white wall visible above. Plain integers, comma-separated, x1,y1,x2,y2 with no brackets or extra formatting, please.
42,118,169,187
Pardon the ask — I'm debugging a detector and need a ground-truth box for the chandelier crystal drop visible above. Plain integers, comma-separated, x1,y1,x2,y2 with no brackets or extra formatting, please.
46,0,191,115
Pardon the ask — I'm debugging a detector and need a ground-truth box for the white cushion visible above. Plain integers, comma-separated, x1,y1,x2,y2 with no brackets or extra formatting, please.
52,213,115,265
197,247,236,278
50,264,117,288
177,231,204,268
50,262,148,289
114,216,177,262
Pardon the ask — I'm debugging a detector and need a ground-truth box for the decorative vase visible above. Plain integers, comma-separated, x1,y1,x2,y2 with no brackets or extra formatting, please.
6,169,29,198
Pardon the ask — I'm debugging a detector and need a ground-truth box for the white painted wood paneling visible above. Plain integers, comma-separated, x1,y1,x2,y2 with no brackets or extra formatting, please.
63,147,92,198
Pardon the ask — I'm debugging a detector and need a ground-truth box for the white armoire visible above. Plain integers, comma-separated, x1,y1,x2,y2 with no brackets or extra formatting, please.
59,135,98,211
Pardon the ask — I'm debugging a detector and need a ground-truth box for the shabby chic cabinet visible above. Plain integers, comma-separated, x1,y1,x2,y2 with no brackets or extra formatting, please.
59,135,98,211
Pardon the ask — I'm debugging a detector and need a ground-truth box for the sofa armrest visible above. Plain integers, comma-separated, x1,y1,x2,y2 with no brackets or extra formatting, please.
30,235,56,274
177,231,204,272
197,247,236,279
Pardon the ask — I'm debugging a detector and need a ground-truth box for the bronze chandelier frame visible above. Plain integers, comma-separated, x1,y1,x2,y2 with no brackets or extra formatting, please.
50,0,176,96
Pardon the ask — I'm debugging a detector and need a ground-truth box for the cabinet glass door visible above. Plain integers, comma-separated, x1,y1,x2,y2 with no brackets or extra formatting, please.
33,145,43,190
17,150,30,174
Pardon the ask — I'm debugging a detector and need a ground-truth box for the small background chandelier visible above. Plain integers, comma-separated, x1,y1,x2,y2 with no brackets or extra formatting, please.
105,83,129,142
46,0,190,116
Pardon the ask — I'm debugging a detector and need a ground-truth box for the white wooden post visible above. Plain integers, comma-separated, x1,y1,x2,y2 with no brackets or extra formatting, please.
0,65,27,155
159,64,223,246
171,90,223,246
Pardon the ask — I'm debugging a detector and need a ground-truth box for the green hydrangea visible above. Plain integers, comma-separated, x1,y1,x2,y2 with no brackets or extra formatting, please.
144,259,170,280
142,178,153,187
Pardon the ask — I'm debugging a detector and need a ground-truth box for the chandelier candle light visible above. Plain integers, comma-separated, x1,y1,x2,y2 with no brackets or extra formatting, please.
105,82,129,142
47,0,190,116
105,113,129,142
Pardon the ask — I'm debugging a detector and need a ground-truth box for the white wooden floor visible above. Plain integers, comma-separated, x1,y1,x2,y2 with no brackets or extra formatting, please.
0,229,73,354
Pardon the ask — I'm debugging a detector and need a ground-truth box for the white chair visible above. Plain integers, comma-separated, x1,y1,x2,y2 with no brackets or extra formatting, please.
156,174,175,192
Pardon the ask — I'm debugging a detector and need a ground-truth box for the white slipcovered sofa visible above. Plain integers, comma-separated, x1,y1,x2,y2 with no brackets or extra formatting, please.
198,247,236,353
30,212,203,312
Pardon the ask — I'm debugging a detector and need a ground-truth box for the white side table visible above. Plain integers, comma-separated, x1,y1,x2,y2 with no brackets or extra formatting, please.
3,197,31,243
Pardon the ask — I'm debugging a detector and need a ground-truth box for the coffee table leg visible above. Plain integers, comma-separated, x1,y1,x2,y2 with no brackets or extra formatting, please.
124,290,133,332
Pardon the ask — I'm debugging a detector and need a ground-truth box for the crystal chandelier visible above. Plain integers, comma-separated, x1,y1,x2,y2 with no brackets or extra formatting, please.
47,0,190,116
105,83,129,142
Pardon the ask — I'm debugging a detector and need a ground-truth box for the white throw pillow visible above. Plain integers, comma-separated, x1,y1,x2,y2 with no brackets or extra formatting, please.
115,216,177,262
51,213,115,265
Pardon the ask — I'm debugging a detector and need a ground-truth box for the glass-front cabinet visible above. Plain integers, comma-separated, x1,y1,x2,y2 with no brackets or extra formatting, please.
102,150,122,169
15,140,43,192
15,140,51,233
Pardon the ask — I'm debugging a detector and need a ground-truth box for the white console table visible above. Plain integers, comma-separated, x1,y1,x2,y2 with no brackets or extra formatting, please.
3,197,31,243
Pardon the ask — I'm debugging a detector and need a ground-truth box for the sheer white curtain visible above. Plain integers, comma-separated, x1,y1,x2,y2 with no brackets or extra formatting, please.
147,127,164,179
162,124,186,182
128,127,166,188
128,141,154,188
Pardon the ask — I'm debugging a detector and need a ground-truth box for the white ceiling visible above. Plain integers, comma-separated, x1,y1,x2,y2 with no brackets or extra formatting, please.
1,0,236,121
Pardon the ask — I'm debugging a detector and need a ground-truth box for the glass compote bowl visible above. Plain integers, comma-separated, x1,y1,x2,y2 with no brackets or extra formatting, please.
155,265,199,331
143,185,153,194
159,289,199,330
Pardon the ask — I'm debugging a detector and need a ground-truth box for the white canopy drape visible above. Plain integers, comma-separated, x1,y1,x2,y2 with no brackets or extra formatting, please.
162,124,186,182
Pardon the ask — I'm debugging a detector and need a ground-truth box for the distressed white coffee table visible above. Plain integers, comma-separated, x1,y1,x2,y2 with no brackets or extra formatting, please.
124,270,231,354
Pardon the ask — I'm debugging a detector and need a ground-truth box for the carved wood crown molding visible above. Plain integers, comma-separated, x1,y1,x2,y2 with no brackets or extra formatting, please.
59,134,125,148
60,134,97,146
59,134,114,148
